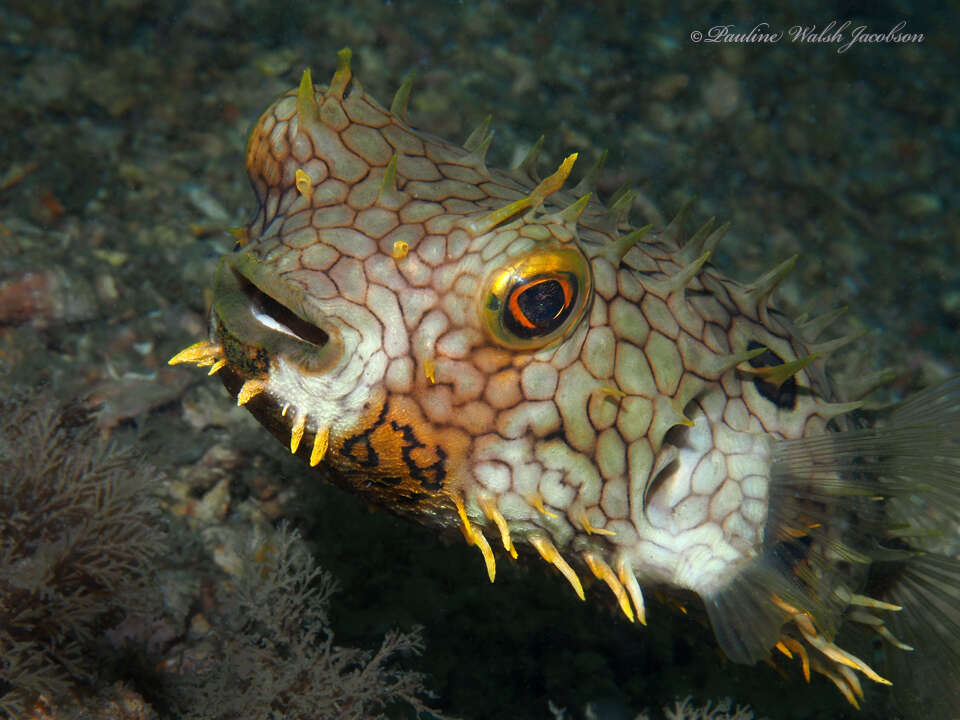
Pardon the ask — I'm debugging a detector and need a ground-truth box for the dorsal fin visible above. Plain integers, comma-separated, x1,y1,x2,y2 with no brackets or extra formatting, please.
512,134,545,184
641,250,712,296
604,224,653,263
463,133,494,175
376,154,405,207
846,368,897,400
464,154,578,236
390,71,416,122
557,193,591,225
744,255,798,307
796,306,848,342
809,330,868,358
572,149,608,196
661,195,697,247
329,47,352,98
605,186,637,228
741,353,819,389
296,68,319,129
677,217,730,265
463,114,493,152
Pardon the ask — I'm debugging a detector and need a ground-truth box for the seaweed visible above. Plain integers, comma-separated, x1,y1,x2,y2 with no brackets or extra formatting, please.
0,387,450,718
0,387,164,718
165,523,451,720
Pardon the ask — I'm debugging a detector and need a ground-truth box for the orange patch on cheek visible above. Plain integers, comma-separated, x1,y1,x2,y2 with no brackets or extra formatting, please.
329,393,470,516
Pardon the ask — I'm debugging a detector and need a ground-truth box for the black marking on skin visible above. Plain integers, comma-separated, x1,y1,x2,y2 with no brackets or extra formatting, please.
542,428,566,443
396,491,430,506
747,340,797,410
340,400,388,467
389,419,447,492
214,316,272,376
362,475,430,506
339,399,446,492
369,475,404,486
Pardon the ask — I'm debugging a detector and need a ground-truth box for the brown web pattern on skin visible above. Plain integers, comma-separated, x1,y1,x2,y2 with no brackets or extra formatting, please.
171,52,893,706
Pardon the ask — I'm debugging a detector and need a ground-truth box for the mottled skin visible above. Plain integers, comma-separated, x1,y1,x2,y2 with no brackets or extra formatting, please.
186,51,900,704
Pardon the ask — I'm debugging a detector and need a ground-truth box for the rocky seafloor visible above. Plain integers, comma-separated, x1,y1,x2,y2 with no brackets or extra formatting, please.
1,1,957,718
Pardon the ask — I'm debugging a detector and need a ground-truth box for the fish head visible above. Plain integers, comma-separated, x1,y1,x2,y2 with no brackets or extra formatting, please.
209,76,605,532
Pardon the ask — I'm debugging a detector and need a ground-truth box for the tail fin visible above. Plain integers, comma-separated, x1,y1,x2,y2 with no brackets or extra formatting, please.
865,376,960,718
774,376,960,716
702,377,960,714
881,552,960,720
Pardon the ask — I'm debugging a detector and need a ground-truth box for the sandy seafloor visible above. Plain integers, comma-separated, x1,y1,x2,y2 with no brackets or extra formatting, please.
1,1,958,718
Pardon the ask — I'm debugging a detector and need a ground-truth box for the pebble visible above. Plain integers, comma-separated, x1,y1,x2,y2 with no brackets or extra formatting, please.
898,192,943,217
940,289,960,320
94,272,120,302
649,73,689,102
183,183,231,222
193,476,231,523
0,267,97,327
703,69,741,120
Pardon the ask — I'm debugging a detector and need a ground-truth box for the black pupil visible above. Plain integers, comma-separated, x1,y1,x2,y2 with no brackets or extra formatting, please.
518,280,565,327
504,276,577,339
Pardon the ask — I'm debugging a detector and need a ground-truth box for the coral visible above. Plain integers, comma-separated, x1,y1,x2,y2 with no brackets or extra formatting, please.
0,387,450,718
0,388,164,718
554,695,763,720
659,696,760,720
165,523,451,720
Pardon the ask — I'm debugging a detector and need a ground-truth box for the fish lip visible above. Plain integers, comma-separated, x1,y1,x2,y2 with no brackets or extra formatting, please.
212,252,343,374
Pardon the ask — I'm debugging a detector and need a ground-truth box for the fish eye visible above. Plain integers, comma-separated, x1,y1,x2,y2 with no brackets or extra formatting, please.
481,246,592,351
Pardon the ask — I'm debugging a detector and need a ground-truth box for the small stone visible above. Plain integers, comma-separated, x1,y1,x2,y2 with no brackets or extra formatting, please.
87,369,192,436
898,192,942,217
212,542,244,577
93,248,129,266
703,69,741,120
254,47,303,77
194,476,231,522
182,385,250,431
183,183,231,222
180,0,232,33
647,103,679,133
189,612,212,637
649,73,689,102
940,289,960,319
0,267,98,327
94,272,120,302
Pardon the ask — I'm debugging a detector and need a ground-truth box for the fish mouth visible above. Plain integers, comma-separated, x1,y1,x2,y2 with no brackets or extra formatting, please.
211,252,343,374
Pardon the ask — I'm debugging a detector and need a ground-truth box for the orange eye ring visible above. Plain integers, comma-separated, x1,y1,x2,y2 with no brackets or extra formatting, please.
481,246,592,351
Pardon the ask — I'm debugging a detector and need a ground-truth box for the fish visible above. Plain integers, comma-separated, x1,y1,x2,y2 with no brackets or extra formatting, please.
171,48,960,717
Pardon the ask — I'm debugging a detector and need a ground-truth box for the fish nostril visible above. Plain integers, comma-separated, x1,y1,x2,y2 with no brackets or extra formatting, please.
235,271,330,348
